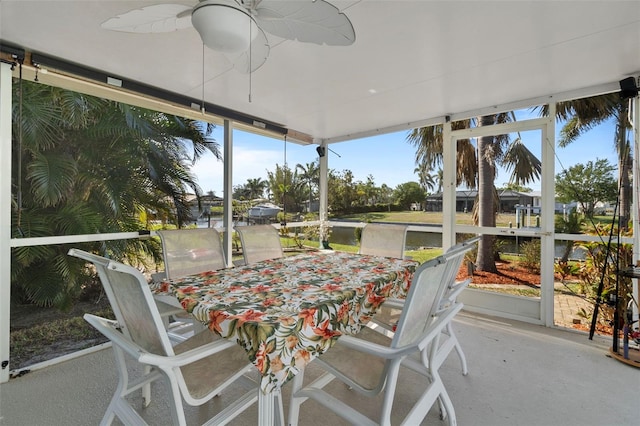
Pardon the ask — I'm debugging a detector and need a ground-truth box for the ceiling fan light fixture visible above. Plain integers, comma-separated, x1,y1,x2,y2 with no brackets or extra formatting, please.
192,0,257,54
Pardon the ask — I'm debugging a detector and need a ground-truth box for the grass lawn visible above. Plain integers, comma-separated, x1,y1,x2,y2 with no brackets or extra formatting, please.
336,211,519,227
334,210,614,228
281,236,441,264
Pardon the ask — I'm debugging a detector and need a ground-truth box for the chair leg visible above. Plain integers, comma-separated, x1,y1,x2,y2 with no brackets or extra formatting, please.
99,401,117,426
445,322,468,375
287,370,306,426
165,375,189,426
275,389,285,426
401,369,456,426
379,362,402,426
436,379,457,426
104,346,153,425
142,365,152,407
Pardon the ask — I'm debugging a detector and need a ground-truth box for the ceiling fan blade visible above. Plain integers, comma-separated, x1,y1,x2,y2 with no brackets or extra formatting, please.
101,4,193,33
253,0,355,46
227,27,270,73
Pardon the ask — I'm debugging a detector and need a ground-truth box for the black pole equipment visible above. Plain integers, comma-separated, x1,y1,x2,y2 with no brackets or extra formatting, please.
588,182,622,340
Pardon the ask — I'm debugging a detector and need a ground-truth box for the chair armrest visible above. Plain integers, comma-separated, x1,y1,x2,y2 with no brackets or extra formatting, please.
382,298,405,309
334,334,406,359
84,314,241,368
337,303,463,358
84,314,150,360
446,278,472,302
416,303,463,352
139,338,241,367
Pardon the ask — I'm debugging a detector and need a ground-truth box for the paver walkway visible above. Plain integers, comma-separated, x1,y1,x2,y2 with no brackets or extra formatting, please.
472,282,595,330
554,290,593,329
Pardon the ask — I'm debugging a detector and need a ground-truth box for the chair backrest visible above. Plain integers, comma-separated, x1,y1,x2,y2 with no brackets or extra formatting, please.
441,238,477,287
157,228,226,279
445,235,481,256
391,255,452,348
439,236,480,307
359,223,408,258
68,248,174,357
235,224,283,264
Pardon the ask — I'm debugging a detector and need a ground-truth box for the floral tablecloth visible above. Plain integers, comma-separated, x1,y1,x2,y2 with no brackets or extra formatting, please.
156,251,417,393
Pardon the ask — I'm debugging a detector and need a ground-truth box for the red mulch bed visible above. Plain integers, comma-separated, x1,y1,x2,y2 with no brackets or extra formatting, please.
456,259,541,286
456,259,618,336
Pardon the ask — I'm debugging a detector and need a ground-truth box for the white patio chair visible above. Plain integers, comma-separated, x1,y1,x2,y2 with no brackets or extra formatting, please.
357,222,408,346
64,248,187,337
358,223,408,259
156,228,228,340
288,254,462,426
69,249,259,426
157,228,227,277
235,224,283,265
368,236,480,376
150,271,197,342
436,236,481,373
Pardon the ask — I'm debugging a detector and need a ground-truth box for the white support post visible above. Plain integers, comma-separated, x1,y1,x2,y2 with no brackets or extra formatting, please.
222,120,234,267
318,142,329,246
632,93,639,323
0,62,12,383
540,103,556,327
442,119,455,249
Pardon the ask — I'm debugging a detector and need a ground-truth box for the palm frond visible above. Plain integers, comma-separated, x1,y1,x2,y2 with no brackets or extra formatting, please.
26,152,77,206
502,138,542,184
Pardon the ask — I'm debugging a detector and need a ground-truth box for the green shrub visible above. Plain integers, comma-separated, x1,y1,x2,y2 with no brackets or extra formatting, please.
520,239,541,273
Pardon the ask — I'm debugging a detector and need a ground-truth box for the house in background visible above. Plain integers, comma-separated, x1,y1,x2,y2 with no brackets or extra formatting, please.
425,190,536,213
187,193,224,222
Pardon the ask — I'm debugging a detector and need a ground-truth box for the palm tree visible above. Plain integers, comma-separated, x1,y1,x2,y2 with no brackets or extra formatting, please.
296,161,319,212
233,183,251,200
11,80,220,308
379,183,394,211
245,177,268,200
267,164,303,213
414,162,436,193
408,119,477,189
407,114,541,271
536,94,631,230
435,167,444,193
363,175,377,205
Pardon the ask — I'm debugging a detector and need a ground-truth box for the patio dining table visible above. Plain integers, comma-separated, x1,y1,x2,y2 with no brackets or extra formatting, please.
155,250,418,425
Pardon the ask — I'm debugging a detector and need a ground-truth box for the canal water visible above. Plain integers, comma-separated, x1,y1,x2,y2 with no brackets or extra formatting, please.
329,225,586,259
200,218,586,259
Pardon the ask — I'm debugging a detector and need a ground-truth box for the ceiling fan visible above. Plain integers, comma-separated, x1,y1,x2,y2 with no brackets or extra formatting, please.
101,0,356,73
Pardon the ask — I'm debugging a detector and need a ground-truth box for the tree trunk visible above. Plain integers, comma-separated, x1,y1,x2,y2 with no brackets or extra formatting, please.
476,115,498,272
619,154,631,230
618,103,631,231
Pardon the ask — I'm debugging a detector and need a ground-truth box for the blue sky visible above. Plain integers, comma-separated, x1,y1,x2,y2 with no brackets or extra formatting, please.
191,114,622,197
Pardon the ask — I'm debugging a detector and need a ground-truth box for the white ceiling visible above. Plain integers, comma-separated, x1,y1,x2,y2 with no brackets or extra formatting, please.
1,1,639,143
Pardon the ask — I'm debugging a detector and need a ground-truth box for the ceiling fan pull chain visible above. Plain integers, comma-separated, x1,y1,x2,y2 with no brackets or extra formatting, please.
201,43,206,114
248,13,253,103
282,135,287,225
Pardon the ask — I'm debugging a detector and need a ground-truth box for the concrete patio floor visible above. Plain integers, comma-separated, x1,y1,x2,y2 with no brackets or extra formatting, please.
1,311,638,426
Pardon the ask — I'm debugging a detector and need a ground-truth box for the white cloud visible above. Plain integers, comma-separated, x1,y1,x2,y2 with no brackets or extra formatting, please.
191,146,285,196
